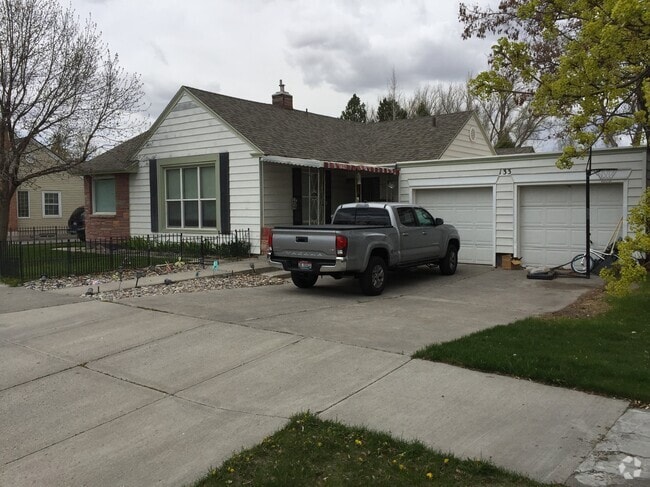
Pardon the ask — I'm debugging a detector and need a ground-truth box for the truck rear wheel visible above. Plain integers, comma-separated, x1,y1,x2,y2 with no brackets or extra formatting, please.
291,272,318,288
440,244,458,275
360,256,386,296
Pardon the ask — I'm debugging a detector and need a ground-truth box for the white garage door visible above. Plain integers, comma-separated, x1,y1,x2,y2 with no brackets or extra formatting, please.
519,184,623,267
414,187,494,264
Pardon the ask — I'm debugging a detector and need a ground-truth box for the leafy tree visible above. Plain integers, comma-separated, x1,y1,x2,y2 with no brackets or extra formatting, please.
340,94,367,123
459,0,650,168
0,0,144,240
601,189,650,296
376,97,408,122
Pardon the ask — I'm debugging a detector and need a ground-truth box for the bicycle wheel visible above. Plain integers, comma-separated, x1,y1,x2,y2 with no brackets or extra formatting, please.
570,254,592,274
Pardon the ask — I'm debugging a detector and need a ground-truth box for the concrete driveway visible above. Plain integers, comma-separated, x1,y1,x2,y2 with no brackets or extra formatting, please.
0,265,629,485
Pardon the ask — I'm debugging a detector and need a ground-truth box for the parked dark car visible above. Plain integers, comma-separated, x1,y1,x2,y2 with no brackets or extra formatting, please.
68,206,86,242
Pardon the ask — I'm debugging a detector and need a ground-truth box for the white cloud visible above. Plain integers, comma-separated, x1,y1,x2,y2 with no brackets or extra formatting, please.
69,0,496,120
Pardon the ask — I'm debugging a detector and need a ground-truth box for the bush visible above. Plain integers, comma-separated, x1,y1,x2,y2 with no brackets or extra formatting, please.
601,188,650,296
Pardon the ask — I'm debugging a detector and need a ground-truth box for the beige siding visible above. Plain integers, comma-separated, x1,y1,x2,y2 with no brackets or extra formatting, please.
440,116,495,160
398,147,647,259
132,91,262,253
17,172,84,229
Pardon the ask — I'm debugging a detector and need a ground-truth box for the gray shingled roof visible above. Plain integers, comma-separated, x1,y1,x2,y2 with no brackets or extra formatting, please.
80,86,475,173
188,87,474,164
75,131,151,175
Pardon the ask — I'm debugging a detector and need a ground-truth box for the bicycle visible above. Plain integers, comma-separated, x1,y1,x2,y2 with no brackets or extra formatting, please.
570,241,618,274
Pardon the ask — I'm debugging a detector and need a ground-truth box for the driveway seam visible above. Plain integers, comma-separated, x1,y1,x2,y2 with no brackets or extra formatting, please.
316,358,413,415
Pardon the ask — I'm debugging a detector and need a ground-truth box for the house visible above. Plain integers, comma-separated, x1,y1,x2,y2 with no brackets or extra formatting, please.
78,82,648,268
7,141,84,239
76,83,494,253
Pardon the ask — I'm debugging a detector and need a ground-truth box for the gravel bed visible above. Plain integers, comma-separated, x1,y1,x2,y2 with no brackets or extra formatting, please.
23,264,287,300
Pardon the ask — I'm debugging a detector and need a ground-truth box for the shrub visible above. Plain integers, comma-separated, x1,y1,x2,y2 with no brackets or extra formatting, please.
601,188,650,296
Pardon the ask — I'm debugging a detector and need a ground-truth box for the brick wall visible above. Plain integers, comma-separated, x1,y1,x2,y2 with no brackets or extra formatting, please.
84,174,130,239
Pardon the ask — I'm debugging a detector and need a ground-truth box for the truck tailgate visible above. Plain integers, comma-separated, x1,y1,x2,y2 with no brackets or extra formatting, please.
271,228,337,259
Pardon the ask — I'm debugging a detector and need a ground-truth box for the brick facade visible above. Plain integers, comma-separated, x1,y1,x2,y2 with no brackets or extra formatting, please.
84,174,130,239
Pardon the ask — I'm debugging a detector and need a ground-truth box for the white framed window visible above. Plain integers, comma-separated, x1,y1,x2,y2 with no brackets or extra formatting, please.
42,191,61,217
93,177,116,214
165,165,217,229
17,191,30,218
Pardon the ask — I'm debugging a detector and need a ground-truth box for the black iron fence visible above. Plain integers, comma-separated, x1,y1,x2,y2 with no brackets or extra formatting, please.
8,226,71,242
0,230,251,282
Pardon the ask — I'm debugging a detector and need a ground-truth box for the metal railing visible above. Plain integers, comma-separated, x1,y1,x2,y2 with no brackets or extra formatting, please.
0,230,251,282
8,226,71,242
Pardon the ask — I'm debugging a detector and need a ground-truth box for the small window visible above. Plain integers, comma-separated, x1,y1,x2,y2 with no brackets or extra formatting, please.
93,177,116,213
414,207,435,226
397,207,417,226
17,191,29,218
42,192,61,217
332,207,390,226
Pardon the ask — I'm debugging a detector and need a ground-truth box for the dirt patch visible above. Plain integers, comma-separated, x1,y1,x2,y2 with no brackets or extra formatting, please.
541,287,611,319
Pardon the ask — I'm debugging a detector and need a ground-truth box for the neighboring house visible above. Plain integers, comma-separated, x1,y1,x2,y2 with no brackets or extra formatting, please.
7,142,84,239
76,83,494,253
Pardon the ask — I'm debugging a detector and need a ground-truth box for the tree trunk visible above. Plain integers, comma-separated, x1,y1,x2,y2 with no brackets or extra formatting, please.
0,179,16,241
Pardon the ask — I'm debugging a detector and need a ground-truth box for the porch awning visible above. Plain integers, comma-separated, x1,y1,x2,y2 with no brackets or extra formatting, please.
261,155,399,175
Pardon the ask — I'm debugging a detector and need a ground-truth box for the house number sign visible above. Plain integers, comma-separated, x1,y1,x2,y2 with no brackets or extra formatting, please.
499,168,512,175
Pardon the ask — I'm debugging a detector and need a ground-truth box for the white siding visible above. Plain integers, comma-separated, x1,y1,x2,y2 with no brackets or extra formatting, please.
440,116,495,159
398,147,647,265
131,92,263,253
262,163,293,227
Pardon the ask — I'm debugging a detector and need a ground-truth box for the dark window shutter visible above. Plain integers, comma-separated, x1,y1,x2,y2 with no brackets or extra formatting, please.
149,159,158,232
292,168,302,225
219,153,230,233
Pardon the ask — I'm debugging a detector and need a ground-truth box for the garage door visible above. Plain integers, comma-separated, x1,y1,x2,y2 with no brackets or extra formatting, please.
519,184,623,267
414,187,494,264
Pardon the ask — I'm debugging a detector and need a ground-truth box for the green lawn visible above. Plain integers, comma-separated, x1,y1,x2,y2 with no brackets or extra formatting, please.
414,282,650,403
193,413,547,487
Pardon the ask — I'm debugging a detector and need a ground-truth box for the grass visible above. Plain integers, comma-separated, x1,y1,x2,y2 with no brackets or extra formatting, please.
414,282,650,403
193,413,547,487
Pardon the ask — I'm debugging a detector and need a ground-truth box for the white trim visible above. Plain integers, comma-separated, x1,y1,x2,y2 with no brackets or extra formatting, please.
41,191,61,218
408,176,498,188
512,169,631,185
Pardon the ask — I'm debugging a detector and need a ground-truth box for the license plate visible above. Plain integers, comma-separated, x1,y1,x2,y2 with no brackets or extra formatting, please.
298,260,312,270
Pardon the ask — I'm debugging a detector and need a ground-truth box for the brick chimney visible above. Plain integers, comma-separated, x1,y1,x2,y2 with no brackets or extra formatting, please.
272,79,293,110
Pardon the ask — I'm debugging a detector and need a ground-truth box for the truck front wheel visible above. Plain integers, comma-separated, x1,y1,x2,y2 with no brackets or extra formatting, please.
440,244,458,275
360,256,387,296
291,272,318,288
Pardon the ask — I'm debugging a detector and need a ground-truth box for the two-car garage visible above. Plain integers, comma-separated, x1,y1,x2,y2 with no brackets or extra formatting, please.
399,147,644,269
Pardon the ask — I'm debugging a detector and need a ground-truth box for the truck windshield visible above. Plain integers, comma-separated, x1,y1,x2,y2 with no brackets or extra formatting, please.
333,207,391,226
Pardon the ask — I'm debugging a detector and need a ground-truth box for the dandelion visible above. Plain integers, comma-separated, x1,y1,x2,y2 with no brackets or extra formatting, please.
426,472,433,479
355,439,363,446
443,458,449,464
227,467,235,473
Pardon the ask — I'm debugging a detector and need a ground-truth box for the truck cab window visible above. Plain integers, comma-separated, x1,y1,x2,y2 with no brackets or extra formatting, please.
397,208,417,226
414,208,435,226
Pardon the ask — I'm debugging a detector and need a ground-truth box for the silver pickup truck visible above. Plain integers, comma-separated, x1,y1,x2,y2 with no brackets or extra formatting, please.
267,202,461,295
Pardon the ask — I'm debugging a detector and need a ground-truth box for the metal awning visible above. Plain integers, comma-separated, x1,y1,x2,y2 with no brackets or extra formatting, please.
261,155,399,175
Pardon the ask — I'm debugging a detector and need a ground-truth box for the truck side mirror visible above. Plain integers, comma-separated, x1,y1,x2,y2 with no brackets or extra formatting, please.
434,218,444,226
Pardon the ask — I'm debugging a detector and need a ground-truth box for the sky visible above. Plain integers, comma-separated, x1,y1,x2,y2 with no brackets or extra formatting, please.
69,0,496,123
